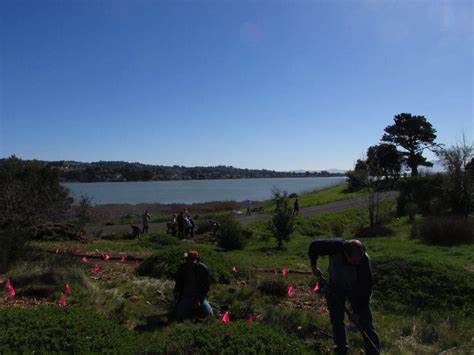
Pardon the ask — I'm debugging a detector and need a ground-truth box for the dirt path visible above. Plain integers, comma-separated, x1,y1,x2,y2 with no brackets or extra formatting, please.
84,191,399,236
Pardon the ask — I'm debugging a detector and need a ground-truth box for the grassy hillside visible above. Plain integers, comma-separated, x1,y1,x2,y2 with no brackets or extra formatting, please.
5,198,474,354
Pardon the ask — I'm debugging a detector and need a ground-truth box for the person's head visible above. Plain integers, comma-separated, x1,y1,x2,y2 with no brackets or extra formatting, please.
343,239,365,265
185,250,199,264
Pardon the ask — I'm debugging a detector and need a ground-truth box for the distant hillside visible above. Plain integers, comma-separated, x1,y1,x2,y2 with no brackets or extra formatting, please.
0,159,346,182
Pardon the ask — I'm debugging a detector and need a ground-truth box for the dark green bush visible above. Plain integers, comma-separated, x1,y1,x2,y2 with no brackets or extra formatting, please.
0,307,142,353
217,214,250,250
137,245,246,284
268,192,295,248
414,216,473,245
372,257,474,314
152,321,312,354
258,279,289,298
0,157,73,272
396,175,446,216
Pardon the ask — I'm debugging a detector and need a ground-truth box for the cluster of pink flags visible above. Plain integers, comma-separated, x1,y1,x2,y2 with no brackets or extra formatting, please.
273,267,321,298
57,245,135,272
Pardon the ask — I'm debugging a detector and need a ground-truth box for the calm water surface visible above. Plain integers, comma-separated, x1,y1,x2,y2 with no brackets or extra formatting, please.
64,177,347,205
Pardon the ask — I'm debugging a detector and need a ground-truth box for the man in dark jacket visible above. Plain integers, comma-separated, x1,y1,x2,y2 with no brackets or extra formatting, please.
174,250,213,321
308,239,380,355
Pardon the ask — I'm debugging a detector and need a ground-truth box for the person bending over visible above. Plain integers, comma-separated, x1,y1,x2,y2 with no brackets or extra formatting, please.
308,238,380,355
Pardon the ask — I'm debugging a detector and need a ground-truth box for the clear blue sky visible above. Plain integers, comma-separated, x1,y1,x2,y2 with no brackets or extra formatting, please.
1,0,472,171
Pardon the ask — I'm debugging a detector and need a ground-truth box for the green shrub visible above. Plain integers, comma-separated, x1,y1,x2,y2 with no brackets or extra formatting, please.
217,214,248,250
396,175,446,216
268,192,295,248
0,227,27,273
0,157,73,272
151,321,312,354
0,307,143,353
415,216,473,245
137,245,246,284
372,257,474,314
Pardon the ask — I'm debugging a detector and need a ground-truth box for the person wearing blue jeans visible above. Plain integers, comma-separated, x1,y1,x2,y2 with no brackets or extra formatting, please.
174,250,213,321
309,239,380,355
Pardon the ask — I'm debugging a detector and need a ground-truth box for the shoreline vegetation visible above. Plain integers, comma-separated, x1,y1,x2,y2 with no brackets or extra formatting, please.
81,184,358,226
0,158,345,183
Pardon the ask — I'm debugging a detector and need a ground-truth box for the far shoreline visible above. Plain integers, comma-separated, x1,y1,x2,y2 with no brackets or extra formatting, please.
62,175,347,185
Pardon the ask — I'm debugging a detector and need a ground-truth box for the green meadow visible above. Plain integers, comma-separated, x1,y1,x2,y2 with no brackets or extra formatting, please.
2,184,474,354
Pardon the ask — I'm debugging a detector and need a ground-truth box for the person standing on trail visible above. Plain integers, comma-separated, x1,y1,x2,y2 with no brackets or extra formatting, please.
308,239,380,355
174,250,213,321
245,200,252,216
142,210,151,234
293,198,299,216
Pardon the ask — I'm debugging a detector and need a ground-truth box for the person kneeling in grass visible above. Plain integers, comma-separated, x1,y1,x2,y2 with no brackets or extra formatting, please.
174,250,213,321
308,239,380,355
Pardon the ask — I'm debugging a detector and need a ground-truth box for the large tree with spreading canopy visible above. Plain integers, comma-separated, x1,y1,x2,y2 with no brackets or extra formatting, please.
382,113,438,176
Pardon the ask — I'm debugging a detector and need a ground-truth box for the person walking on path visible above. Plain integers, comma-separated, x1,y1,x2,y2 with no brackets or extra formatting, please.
174,250,213,321
293,198,299,216
142,210,151,234
308,238,380,355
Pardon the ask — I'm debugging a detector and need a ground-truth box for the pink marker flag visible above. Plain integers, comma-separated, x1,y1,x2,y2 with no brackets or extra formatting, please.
104,254,111,261
60,293,67,306
9,286,16,298
65,284,72,296
247,313,254,324
231,266,237,273
82,257,88,263
312,282,320,293
5,279,11,290
274,268,278,276
288,286,294,297
121,256,126,263
282,268,287,276
63,247,68,254
221,311,230,324
93,264,100,273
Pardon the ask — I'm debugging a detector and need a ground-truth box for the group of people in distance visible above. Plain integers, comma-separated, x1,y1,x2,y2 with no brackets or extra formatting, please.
174,238,379,355
166,209,196,238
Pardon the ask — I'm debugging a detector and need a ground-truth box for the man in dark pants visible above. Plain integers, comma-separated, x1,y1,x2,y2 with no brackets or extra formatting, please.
308,239,380,355
174,250,213,321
